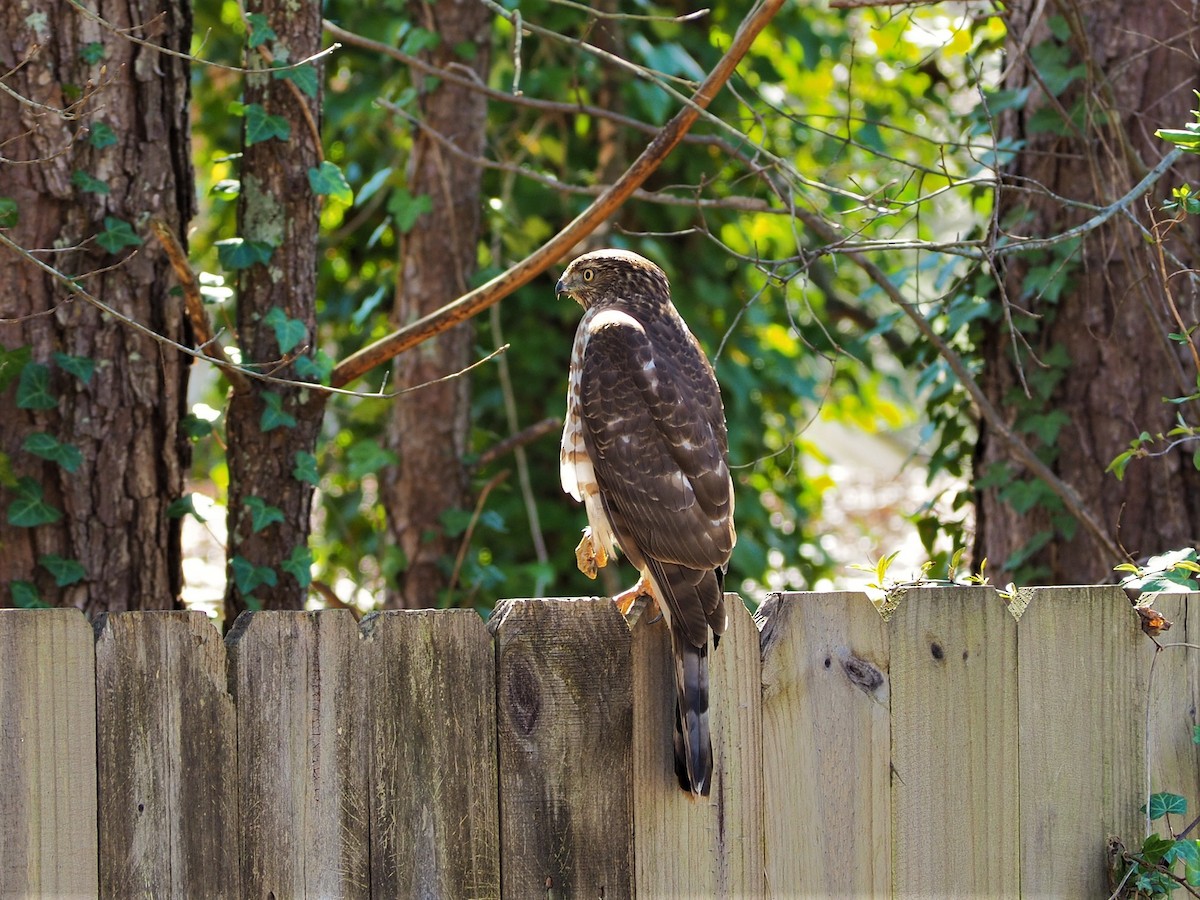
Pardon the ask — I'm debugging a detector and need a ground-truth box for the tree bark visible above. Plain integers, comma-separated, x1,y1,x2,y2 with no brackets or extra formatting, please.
977,1,1200,583
0,0,193,612
382,0,491,608
223,0,324,616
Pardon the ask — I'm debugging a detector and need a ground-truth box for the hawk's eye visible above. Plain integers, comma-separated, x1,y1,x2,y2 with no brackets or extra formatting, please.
582,268,595,282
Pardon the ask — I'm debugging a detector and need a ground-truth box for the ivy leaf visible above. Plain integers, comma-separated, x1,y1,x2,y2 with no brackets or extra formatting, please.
1145,792,1188,821
38,554,86,587
1167,838,1200,868
294,350,333,385
79,41,105,65
399,26,440,56
181,413,215,440
88,121,118,149
0,196,17,228
230,554,277,595
244,495,285,534
260,392,296,432
11,580,48,609
166,494,206,522
264,306,308,354
71,169,110,195
307,161,354,205
273,64,318,98
1141,833,1178,865
53,352,96,384
7,477,62,527
96,216,143,253
216,237,274,271
281,544,313,588
22,432,83,473
293,451,319,485
16,362,56,410
245,12,277,48
0,344,31,392
244,103,291,145
387,188,433,233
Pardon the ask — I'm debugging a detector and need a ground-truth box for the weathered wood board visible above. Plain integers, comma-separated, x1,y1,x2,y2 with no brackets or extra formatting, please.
362,608,500,900
0,608,98,898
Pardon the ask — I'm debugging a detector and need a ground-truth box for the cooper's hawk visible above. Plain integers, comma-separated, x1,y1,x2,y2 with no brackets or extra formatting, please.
557,248,736,797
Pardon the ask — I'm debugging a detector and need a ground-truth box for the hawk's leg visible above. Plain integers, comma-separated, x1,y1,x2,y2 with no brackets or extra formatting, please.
613,574,658,618
574,527,608,580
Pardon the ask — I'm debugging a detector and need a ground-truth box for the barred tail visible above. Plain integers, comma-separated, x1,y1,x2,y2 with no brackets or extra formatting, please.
672,634,712,797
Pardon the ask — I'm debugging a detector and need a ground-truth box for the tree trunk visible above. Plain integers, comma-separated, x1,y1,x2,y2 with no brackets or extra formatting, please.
0,0,193,612
977,1,1200,584
223,0,324,617
382,0,491,608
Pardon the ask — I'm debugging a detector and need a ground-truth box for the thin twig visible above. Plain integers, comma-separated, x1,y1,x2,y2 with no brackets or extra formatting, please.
445,469,510,605
473,417,562,470
330,0,786,388
148,217,250,394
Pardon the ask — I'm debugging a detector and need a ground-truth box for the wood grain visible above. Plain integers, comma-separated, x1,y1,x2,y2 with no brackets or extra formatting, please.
95,611,238,898
1018,585,1148,897
0,609,98,897
492,598,634,898
758,591,890,897
889,586,1019,895
630,595,765,897
1145,593,1200,811
226,609,368,898
362,608,500,900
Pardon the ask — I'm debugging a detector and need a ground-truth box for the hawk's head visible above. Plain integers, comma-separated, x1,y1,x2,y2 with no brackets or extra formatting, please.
555,249,671,310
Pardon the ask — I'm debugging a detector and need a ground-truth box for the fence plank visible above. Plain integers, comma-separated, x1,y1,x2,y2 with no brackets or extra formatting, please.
890,586,1019,895
227,609,368,898
0,609,97,897
1018,585,1148,897
362,609,500,900
629,594,765,897
1146,594,1200,816
759,591,890,896
492,598,634,898
94,611,238,898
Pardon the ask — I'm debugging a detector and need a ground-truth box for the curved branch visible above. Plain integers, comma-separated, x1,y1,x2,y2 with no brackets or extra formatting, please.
329,0,785,388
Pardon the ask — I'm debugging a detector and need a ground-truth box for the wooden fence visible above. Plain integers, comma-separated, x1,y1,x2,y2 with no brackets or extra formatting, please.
1,587,1197,897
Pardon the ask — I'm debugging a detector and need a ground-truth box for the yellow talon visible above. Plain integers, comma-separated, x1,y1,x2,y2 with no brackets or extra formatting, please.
575,527,608,579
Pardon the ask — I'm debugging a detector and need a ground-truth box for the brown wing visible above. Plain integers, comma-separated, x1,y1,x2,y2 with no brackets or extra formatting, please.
578,310,734,642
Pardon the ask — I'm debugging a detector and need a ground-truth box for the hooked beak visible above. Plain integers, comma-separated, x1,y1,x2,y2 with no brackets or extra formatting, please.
555,277,567,298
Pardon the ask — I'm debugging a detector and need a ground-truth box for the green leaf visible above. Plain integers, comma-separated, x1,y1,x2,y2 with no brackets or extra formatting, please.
0,344,31,391
245,12,277,48
1167,838,1200,867
216,237,275,271
1145,792,1188,821
53,352,96,384
281,544,313,588
357,167,393,205
0,452,16,488
264,306,308,354
0,196,17,228
181,413,215,440
11,580,48,609
88,121,117,149
7,477,62,527
96,216,143,253
293,451,319,485
260,392,296,432
71,169,110,194
16,362,56,410
230,555,278,595
244,103,291,145
399,26,440,55
1141,832,1177,865
346,440,399,481
79,41,105,65
439,507,474,538
307,160,354,205
38,554,86,587
387,188,433,233
22,433,82,473
244,495,285,534
273,64,318,98
166,494,206,522
294,350,333,384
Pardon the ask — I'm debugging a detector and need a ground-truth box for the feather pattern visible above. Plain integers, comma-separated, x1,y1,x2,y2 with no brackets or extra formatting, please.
557,249,735,797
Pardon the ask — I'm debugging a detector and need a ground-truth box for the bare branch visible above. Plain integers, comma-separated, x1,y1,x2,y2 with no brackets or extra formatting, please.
330,0,787,388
